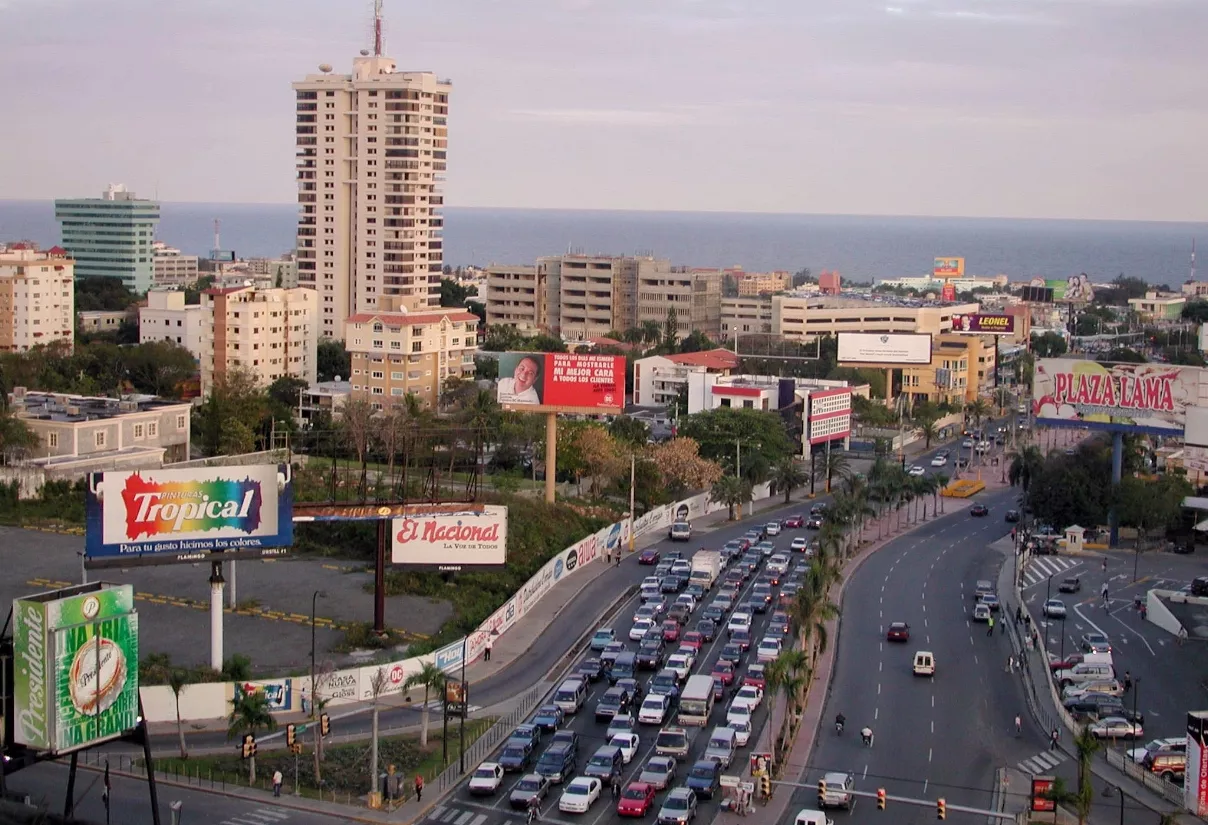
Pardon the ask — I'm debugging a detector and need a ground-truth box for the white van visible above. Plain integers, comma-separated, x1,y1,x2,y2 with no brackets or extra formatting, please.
1056,662,1114,688
553,678,588,715
794,810,835,825
913,651,936,677
703,726,736,767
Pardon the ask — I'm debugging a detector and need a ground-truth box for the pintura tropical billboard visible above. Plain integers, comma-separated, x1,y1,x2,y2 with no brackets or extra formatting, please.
12,583,139,754
85,465,293,567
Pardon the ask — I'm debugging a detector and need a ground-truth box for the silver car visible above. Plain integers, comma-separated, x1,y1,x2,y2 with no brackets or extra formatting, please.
657,787,698,824
1043,599,1066,619
639,755,677,790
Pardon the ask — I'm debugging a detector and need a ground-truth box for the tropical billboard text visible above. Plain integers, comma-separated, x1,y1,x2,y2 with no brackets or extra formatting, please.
837,333,932,366
391,505,509,570
497,352,625,414
951,313,1016,336
1032,359,1208,435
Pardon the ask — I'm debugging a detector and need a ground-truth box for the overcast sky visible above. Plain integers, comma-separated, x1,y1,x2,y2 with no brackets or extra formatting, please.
2,0,1205,221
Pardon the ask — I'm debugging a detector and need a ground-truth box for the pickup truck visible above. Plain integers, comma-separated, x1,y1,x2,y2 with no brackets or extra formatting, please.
669,521,692,541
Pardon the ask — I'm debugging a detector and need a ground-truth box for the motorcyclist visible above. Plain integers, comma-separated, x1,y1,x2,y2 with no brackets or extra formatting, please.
835,713,846,733
861,726,874,747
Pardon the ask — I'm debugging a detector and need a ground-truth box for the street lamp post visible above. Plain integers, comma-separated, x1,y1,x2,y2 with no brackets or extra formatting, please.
1132,678,1140,734
310,590,327,722
1044,574,1056,656
459,635,468,774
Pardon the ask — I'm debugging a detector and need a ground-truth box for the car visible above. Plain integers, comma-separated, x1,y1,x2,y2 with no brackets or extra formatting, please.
750,584,773,611
509,724,541,752
637,640,666,670
551,729,581,751
509,773,552,810
731,628,753,651
765,521,782,537
1048,652,1087,672
634,604,660,623
649,669,681,699
662,620,681,643
660,576,683,594
980,593,1001,612
962,438,974,449
685,583,706,601
667,652,695,681
607,713,636,740
767,553,791,574
886,621,910,642
628,618,655,641
658,786,699,823
609,733,640,764
790,536,809,552
577,658,606,683
1128,738,1186,764
711,677,728,702
595,687,631,722
972,603,991,622
675,593,697,613
680,631,704,652
719,643,744,668
638,756,677,791
712,596,735,615
1191,576,1208,596
498,742,533,772
729,718,752,746
667,604,691,624
638,694,671,725
654,726,690,760
590,628,616,651
735,537,753,551
806,514,824,529
558,776,602,813
685,759,722,799
1062,679,1124,700
1005,509,1021,522
533,705,564,733
712,659,737,685
1089,717,1144,740
769,617,790,637
700,603,725,624
930,455,948,467
617,781,658,817
975,440,991,453
671,560,692,577
783,514,805,528
1058,577,1082,593
601,641,627,670
973,580,995,601
744,663,767,690
722,539,744,555
696,619,717,642
1044,599,1067,619
818,771,854,810
743,529,764,544
733,684,763,711
727,612,752,635
810,503,827,515
970,503,990,517
1081,632,1112,653
754,541,776,556
639,549,661,565
756,637,782,663
908,464,926,477
468,761,505,795
726,701,753,728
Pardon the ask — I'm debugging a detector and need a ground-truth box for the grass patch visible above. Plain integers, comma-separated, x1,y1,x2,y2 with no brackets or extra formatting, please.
331,622,409,653
149,716,496,802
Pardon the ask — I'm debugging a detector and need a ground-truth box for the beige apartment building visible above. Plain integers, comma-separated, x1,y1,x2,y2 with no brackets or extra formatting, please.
772,295,981,340
344,307,478,409
139,289,204,358
152,242,200,287
638,266,722,341
0,245,74,352
293,53,450,340
736,270,791,296
901,334,996,405
199,280,318,395
485,264,543,331
721,297,774,340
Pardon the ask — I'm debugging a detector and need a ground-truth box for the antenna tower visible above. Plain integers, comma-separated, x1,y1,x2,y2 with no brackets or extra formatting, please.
1192,238,1198,282
373,0,384,56
213,218,221,252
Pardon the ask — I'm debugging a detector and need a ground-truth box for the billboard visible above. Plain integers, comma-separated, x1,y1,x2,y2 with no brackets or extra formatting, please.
1030,776,1056,812
85,465,293,568
391,505,508,570
951,313,1016,336
1188,711,1208,817
497,352,625,414
13,583,139,754
1022,275,1094,304
941,282,957,302
933,257,965,278
1032,359,1208,436
837,332,932,366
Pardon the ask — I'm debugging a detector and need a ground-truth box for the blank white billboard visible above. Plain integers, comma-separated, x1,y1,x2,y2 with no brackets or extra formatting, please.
837,333,932,365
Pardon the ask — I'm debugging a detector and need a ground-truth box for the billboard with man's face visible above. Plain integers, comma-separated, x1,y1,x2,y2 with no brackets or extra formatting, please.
497,353,626,414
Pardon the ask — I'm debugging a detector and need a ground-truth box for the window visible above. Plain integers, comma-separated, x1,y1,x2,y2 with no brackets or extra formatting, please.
391,371,403,380
133,423,145,440
371,371,384,379
371,386,384,395
148,421,158,438
391,388,404,396
95,431,106,448
176,414,187,430
47,432,59,448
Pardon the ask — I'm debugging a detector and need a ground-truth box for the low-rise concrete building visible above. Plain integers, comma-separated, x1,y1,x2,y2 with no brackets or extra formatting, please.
77,310,131,335
139,289,204,359
632,349,741,407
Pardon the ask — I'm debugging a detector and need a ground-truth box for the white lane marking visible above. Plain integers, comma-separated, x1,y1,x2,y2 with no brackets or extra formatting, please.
878,683,881,695
875,708,879,720
931,720,934,734
928,748,933,762
1107,610,1157,656
863,764,869,779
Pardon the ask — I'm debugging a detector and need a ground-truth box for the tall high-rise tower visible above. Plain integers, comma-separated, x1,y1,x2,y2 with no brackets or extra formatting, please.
293,2,451,340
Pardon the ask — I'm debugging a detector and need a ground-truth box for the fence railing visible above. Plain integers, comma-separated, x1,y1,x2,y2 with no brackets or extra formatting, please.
1103,748,1184,806
435,685,542,793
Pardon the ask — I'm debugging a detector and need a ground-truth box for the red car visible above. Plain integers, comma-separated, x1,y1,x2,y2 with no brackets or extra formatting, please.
886,622,910,642
680,632,704,652
711,659,736,685
1048,652,1086,672
638,549,660,565
617,782,657,817
736,538,752,551
662,620,681,643
783,514,805,528
744,663,767,691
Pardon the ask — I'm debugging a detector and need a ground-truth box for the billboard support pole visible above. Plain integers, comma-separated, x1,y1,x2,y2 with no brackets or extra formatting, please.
228,560,237,609
374,521,387,635
63,750,78,818
994,338,1000,389
209,562,225,670
137,693,164,825
545,413,557,504
628,455,636,553
1109,433,1124,548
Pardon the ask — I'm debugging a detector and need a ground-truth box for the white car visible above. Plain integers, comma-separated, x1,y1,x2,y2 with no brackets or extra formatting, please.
1043,599,1066,619
733,684,764,711
908,465,925,477
671,560,692,576
790,537,809,552
765,522,782,537
975,441,991,453
962,438,974,449
642,576,660,589
756,637,782,663
727,612,753,635
726,701,753,728
767,554,790,575
667,653,695,681
638,694,670,725
630,618,655,641
728,719,752,747
675,594,696,613
468,761,504,795
558,777,602,813
930,455,948,467
609,733,640,764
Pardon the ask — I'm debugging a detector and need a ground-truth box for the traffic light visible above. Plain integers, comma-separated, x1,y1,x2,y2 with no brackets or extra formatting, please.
877,788,887,810
320,713,331,737
291,742,303,755
817,777,827,803
937,798,947,820
760,774,771,798
286,723,297,748
240,733,256,759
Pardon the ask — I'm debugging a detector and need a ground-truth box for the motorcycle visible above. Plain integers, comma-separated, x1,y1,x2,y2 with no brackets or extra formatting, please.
835,719,844,735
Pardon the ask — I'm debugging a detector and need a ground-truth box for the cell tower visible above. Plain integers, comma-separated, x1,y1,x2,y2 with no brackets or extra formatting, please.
373,0,385,56
1192,238,1198,282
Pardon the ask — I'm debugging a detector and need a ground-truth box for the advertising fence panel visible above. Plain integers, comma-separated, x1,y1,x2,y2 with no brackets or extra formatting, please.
497,352,625,414
950,313,1016,336
391,505,508,570
1032,359,1208,436
837,333,932,366
84,465,293,568
1187,710,1208,817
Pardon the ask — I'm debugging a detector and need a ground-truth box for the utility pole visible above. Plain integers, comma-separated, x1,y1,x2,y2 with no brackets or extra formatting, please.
628,454,636,553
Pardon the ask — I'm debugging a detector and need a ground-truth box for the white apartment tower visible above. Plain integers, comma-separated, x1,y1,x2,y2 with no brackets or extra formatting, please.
292,4,450,341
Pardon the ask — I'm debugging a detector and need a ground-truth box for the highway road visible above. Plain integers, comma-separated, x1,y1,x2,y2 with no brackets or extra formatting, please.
788,485,1055,824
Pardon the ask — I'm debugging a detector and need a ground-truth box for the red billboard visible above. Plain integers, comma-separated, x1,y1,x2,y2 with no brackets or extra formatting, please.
1030,776,1055,812
951,313,1016,336
497,352,626,413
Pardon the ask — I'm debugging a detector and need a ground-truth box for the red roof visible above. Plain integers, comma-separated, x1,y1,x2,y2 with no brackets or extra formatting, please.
665,349,740,370
589,336,638,352
47,245,66,255
347,310,478,326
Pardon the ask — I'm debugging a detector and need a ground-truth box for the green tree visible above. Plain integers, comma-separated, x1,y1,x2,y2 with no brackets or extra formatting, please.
608,416,651,448
193,368,269,457
74,275,139,311
964,398,991,428
0,408,37,465
769,459,807,504
316,340,351,382
679,330,715,354
709,475,753,520
677,407,796,471
815,450,850,494
663,308,679,348
123,341,198,397
403,663,448,748
167,669,190,760
1032,331,1069,358
1072,726,1102,825
227,690,277,785
917,419,939,449
1115,473,1193,546
439,277,476,307
1008,446,1045,492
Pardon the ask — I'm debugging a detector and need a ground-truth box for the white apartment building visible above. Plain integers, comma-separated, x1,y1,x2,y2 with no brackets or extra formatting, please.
199,279,318,395
139,289,204,359
152,242,200,287
293,52,450,340
0,244,74,352
632,349,740,408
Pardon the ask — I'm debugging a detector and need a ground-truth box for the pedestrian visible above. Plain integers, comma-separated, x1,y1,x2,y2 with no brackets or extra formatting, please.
1019,646,1028,667
987,615,995,636
1178,626,1188,646
1050,728,1060,750
414,774,424,802
273,769,283,797
1015,715,1022,737
1000,615,1006,634
1123,671,1132,692
484,639,492,662
1102,557,1108,573
605,549,612,564
615,552,621,568
1007,655,1015,673
611,776,621,799
1015,605,1023,625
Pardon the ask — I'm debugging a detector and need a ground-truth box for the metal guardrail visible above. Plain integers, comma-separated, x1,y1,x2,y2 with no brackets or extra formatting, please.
435,685,542,793
1103,747,1184,806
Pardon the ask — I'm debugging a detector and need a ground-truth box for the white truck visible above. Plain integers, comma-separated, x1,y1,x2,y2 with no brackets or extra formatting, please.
689,550,721,591
669,521,692,541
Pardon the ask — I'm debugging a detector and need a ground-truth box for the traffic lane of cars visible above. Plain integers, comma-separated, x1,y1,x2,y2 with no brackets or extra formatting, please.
456,535,787,825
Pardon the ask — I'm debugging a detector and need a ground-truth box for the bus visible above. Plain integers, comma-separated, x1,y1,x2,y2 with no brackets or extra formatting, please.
677,675,715,726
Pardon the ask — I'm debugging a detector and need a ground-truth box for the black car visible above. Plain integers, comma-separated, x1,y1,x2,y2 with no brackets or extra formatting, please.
637,640,665,670
1191,576,1208,597
660,576,683,594
685,759,722,799
750,585,773,612
711,677,728,702
1064,695,1143,725
970,504,990,517
718,643,743,667
594,687,631,722
1058,577,1081,593
696,619,717,642
1005,509,1020,523
499,742,534,772
806,514,824,529
577,658,606,682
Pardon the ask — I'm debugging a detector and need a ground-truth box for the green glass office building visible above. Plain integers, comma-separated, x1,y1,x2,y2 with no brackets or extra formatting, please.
54,185,159,293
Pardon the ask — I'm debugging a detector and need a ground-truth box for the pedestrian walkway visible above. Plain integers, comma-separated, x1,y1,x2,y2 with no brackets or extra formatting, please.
1017,748,1068,775
424,804,489,825
217,809,292,824
1021,556,1081,588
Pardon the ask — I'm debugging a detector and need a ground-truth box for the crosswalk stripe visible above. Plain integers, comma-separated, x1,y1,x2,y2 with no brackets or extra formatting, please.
454,813,475,825
428,805,447,821
1018,750,1066,773
469,815,487,825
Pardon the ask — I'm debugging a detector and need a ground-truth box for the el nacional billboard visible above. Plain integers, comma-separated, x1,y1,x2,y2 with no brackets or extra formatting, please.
1032,359,1208,436
85,465,294,567
13,583,139,754
392,505,509,570
837,332,932,366
497,352,625,414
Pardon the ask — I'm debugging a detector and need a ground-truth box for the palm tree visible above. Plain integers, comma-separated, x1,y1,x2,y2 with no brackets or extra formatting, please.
709,475,753,520
917,419,939,449
914,475,938,520
762,656,789,753
1041,776,1078,825
168,669,189,760
932,472,949,514
1008,445,1045,492
1072,726,1102,825
994,386,1012,415
769,460,807,504
404,662,448,748
965,398,992,428
819,450,850,493
227,690,277,785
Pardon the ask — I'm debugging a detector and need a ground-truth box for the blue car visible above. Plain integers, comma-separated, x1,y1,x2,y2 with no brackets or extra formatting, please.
499,742,533,772
532,705,564,733
686,759,721,799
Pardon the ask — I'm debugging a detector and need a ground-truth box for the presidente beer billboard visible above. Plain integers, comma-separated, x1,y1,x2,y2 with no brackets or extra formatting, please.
1032,359,1208,436
837,332,932,366
951,313,1016,336
392,505,509,570
497,352,625,414
85,465,294,567
13,583,139,754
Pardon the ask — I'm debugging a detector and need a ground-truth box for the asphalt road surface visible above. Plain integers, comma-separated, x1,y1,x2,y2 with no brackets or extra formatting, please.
788,485,1055,824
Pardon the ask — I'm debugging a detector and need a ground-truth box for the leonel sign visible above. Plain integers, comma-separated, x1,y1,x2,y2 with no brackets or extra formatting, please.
950,313,1015,336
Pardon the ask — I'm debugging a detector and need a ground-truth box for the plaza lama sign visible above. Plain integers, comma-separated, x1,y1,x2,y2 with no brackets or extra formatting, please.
1032,359,1208,435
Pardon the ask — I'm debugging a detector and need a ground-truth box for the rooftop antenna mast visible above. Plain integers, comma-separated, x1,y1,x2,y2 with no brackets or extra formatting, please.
1192,238,1198,282
213,218,221,253
373,0,384,56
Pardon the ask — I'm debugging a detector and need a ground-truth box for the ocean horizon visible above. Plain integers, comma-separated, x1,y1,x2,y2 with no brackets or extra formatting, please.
1,199,1203,286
